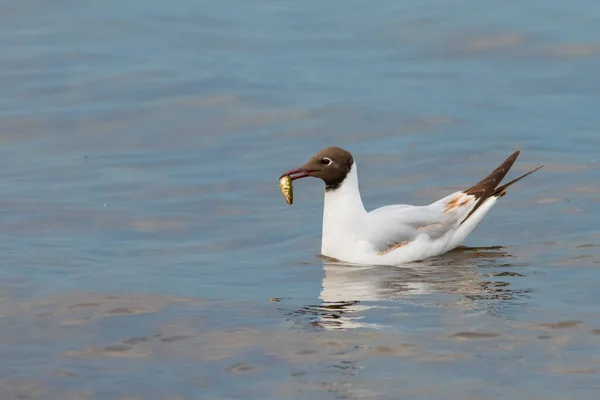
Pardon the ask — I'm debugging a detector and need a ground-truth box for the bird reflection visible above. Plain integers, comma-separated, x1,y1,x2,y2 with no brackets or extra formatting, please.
294,246,531,331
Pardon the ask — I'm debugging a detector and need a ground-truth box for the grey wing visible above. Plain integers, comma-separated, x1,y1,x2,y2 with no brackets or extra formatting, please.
365,150,541,255
366,205,450,253
366,192,477,254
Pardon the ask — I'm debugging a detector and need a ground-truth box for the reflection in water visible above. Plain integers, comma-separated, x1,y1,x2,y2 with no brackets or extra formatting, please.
295,247,532,330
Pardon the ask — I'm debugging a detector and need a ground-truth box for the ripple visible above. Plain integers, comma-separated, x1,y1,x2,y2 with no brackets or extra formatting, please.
536,321,583,330
451,331,500,339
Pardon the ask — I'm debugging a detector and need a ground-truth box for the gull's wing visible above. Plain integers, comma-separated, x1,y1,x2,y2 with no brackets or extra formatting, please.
366,192,471,254
366,150,543,254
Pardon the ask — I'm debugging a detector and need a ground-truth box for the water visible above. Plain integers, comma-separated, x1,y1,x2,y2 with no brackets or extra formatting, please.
1,0,600,398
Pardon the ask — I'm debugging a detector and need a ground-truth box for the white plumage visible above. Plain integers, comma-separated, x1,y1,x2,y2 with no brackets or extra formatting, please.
321,164,497,265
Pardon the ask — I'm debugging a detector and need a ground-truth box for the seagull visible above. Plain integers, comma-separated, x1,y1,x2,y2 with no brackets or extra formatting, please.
280,147,543,266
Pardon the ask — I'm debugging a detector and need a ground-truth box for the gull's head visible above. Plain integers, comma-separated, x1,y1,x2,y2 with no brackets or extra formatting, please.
280,146,354,190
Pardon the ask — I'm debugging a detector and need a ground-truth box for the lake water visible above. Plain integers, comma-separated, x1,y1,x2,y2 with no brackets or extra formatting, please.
2,0,600,398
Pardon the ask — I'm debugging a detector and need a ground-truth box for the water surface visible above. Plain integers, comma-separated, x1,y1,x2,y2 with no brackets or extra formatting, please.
2,0,600,399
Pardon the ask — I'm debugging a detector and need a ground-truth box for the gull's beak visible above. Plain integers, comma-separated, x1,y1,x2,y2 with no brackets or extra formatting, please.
280,167,311,181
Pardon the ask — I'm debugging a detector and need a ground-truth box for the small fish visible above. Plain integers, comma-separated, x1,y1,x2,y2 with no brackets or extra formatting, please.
279,175,293,205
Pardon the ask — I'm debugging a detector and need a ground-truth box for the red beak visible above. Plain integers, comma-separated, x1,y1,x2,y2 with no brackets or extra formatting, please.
280,167,311,181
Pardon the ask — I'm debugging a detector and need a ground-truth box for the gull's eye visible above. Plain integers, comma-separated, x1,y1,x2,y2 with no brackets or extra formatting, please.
321,157,333,166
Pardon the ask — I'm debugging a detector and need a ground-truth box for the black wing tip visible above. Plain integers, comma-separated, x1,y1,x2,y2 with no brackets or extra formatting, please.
507,149,521,162
531,164,544,173
492,163,544,197
464,149,522,197
460,150,537,224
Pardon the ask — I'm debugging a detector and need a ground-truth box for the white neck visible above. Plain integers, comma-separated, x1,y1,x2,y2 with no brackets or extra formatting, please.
321,163,367,255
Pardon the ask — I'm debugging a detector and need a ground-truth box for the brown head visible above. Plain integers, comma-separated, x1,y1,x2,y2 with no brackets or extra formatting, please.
280,146,354,191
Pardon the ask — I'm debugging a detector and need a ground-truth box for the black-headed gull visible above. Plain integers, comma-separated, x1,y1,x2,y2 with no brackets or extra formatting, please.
280,147,543,266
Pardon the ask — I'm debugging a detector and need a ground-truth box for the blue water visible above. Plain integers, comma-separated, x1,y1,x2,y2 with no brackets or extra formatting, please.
2,0,600,399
